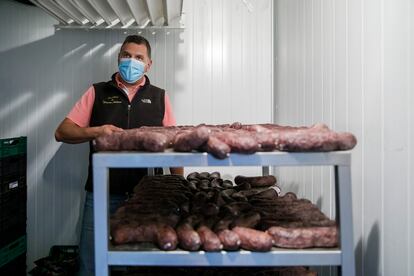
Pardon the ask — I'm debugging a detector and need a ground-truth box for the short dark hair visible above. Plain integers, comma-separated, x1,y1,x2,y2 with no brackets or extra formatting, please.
120,35,151,58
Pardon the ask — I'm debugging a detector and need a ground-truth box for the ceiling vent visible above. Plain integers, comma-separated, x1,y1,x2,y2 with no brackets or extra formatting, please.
29,0,184,29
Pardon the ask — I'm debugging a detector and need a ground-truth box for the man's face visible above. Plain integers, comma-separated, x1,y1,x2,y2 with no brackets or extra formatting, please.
118,42,152,72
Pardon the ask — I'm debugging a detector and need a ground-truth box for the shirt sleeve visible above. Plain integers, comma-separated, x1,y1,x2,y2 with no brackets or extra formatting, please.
162,93,177,126
66,86,95,128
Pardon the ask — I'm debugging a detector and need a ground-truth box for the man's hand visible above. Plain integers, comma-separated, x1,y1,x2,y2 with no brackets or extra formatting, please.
55,118,123,144
98,124,124,136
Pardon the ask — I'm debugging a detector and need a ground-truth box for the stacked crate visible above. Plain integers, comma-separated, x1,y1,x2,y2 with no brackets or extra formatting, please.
0,137,27,275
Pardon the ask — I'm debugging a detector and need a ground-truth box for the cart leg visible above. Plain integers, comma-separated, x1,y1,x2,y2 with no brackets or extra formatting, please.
262,166,270,176
335,165,356,276
94,166,110,276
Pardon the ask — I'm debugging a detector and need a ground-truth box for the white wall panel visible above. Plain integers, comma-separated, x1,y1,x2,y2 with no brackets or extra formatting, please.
274,0,413,275
410,0,414,273
0,0,273,270
410,0,414,271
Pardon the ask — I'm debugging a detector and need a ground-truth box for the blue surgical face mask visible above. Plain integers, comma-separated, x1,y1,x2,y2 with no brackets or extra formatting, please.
118,58,146,84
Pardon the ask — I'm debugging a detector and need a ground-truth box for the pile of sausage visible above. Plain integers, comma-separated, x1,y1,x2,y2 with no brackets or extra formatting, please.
110,173,338,251
94,123,357,159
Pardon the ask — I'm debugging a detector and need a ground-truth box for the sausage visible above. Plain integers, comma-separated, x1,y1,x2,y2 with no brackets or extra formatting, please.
205,136,231,159
187,172,200,181
266,226,338,249
155,224,179,250
140,131,170,152
94,131,122,151
197,225,223,251
96,123,357,154
221,202,253,217
256,133,277,151
214,216,241,250
234,175,277,187
233,182,251,191
209,171,221,179
214,130,260,154
111,222,178,251
337,132,358,150
210,178,223,189
216,230,241,251
198,172,211,179
250,188,279,200
232,226,273,252
230,212,261,229
221,180,234,189
173,126,210,152
201,203,220,217
176,215,202,251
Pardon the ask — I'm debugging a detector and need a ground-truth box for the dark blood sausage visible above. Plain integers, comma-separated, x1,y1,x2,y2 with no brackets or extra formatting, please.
210,178,223,189
233,182,251,191
202,203,220,217
197,225,223,251
209,171,221,179
173,126,210,152
230,212,261,229
266,226,338,249
220,189,236,204
232,226,273,252
198,172,211,179
221,180,234,189
250,188,279,200
251,191,337,231
221,202,252,217
234,175,277,187
187,172,200,181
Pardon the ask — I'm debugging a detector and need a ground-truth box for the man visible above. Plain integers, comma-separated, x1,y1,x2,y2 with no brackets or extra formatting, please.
55,35,183,275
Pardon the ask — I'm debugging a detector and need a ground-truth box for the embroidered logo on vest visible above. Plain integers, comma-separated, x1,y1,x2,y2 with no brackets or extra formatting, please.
141,98,152,104
102,96,122,104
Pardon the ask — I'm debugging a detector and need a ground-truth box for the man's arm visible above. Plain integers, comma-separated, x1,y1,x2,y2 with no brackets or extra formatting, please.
170,167,184,176
163,94,184,176
55,118,123,144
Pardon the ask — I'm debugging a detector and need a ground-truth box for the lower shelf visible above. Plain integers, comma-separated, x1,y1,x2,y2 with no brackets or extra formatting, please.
108,244,341,266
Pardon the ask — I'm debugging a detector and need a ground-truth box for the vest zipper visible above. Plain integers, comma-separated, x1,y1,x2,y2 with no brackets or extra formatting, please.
127,104,131,128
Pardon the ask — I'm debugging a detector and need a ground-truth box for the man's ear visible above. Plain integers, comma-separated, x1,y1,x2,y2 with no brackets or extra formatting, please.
146,59,153,72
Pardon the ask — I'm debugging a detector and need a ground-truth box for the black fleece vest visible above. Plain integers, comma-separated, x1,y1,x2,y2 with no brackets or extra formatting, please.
85,74,165,194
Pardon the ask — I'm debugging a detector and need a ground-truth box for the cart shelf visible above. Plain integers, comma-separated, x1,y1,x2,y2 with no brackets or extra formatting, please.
93,151,355,275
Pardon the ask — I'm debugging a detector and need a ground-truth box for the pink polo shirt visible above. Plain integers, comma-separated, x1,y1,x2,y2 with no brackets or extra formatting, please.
67,74,176,127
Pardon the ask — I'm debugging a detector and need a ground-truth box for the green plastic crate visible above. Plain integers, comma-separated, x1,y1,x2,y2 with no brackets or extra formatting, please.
0,137,27,159
0,235,26,268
